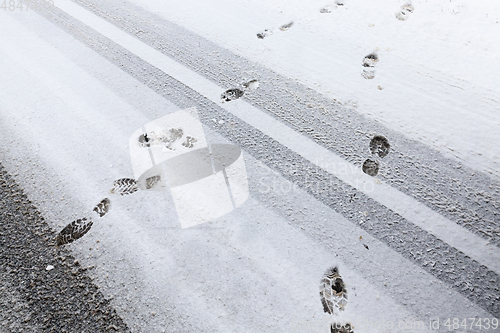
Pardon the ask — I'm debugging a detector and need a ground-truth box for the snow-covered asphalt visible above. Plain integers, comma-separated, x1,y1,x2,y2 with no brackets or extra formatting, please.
1,0,499,332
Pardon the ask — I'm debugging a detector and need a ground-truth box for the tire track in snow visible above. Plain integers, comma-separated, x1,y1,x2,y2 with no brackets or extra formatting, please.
68,0,500,248
0,20,485,326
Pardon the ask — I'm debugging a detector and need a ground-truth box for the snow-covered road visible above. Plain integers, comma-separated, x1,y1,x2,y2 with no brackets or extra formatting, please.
1,0,499,332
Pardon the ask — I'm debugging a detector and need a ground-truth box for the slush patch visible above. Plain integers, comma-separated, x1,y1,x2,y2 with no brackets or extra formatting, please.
369,135,390,158
138,133,151,147
145,175,161,189
361,70,375,80
182,136,197,148
165,128,184,150
280,21,294,31
322,1,343,11
361,53,378,79
221,88,244,102
257,29,273,39
320,266,348,315
243,79,260,90
396,3,414,21
93,198,110,217
138,128,184,150
362,159,379,176
56,217,93,246
362,53,378,67
110,178,139,195
331,323,354,333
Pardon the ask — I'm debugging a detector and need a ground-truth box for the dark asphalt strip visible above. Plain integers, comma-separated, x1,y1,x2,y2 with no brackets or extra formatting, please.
32,5,500,317
0,164,130,333
70,0,500,247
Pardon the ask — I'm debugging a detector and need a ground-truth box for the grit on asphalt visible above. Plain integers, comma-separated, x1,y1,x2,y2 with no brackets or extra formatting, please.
0,163,129,333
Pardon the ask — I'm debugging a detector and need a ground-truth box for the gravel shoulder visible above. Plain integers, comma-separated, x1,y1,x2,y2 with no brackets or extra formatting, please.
0,164,129,333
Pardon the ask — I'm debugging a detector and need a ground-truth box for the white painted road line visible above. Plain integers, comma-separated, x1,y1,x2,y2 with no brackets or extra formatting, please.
54,0,500,275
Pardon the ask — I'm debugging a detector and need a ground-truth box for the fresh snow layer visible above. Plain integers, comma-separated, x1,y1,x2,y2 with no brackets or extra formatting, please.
0,8,496,332
125,0,500,180
50,0,500,275
0,13,426,332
